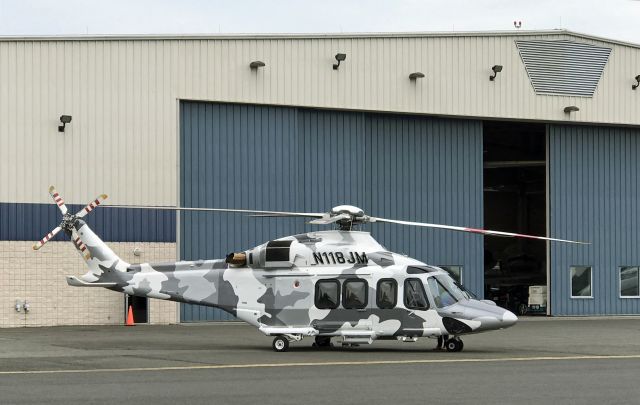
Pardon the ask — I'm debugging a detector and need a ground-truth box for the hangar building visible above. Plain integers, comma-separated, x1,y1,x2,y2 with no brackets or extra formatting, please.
1,30,639,327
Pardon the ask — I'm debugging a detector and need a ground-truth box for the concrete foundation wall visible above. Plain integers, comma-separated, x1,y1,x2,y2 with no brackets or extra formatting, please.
0,241,177,327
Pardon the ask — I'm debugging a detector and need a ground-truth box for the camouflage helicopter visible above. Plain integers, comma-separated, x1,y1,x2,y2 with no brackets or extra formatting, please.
34,186,587,352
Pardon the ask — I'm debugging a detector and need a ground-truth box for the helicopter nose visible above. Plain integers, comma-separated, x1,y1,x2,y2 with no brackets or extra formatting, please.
502,310,518,328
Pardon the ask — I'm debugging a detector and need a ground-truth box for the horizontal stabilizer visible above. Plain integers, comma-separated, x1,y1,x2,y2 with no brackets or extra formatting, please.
66,276,117,288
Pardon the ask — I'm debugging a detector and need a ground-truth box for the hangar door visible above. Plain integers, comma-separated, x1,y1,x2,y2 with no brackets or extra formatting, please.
549,124,640,315
180,101,483,321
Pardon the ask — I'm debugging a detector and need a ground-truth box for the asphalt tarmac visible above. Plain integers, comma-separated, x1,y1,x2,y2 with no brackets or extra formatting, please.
1,317,640,404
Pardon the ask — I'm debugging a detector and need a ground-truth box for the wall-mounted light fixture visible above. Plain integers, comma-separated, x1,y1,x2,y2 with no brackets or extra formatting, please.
490,65,503,81
333,53,346,70
409,72,425,80
58,115,72,132
249,61,265,69
564,106,579,114
633,75,640,90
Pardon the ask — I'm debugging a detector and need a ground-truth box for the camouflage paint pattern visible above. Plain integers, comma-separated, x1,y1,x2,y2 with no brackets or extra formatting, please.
68,219,517,342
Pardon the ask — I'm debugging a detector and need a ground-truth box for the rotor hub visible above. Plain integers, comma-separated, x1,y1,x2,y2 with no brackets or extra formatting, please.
60,213,77,231
329,205,370,230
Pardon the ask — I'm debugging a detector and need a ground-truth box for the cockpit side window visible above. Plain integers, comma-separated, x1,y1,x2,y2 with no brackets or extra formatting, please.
377,279,397,309
404,278,430,310
427,277,458,308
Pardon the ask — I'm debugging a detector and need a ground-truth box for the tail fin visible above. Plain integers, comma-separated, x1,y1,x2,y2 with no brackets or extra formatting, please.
73,218,130,281
34,186,130,283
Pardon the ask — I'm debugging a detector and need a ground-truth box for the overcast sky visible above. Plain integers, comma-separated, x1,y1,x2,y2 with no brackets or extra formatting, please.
0,0,638,43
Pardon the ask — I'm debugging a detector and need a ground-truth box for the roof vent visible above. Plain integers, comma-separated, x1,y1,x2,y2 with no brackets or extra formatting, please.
515,40,611,97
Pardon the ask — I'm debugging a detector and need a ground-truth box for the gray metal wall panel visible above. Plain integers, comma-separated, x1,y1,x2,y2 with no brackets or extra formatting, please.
549,124,640,315
180,101,483,321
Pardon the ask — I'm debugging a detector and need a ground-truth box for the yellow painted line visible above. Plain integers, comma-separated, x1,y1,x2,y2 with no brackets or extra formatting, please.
1,354,640,375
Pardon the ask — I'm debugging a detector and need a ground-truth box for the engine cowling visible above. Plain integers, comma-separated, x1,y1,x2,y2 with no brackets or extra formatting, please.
247,239,306,269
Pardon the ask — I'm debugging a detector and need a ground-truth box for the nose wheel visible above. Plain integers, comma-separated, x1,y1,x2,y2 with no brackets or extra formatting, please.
445,338,464,352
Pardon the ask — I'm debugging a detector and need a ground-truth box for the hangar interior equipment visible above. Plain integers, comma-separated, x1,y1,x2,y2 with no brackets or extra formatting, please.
483,121,547,314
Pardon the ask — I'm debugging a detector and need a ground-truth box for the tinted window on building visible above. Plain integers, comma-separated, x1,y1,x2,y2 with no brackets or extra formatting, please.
620,267,640,297
404,279,430,310
438,265,462,283
570,266,592,298
343,279,368,309
377,279,397,309
315,279,340,309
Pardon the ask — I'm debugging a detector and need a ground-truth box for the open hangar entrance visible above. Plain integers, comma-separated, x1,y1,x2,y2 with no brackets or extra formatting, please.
483,121,548,315
179,101,484,321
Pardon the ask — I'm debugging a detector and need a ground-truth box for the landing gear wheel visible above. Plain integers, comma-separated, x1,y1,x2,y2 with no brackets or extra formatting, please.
272,336,290,352
313,336,331,348
445,338,463,352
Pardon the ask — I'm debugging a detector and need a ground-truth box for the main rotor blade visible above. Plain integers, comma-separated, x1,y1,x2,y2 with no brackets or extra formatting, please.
49,186,68,215
75,194,108,219
370,217,589,245
103,205,326,218
33,226,62,250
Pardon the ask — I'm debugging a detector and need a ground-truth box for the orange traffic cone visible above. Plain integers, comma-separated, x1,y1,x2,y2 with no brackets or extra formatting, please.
126,305,135,326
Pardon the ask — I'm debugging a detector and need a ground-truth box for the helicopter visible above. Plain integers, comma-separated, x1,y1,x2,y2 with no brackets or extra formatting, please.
33,186,587,352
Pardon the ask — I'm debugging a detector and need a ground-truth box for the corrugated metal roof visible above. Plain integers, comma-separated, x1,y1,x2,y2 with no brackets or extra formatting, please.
516,40,612,97
0,29,637,49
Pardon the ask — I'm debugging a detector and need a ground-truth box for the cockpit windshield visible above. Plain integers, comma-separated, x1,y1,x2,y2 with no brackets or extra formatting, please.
426,274,468,308
455,281,477,300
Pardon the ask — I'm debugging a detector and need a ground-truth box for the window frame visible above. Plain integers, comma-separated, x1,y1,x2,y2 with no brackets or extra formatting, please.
376,278,398,309
570,266,593,299
314,279,341,309
619,266,640,299
342,278,369,309
403,278,431,310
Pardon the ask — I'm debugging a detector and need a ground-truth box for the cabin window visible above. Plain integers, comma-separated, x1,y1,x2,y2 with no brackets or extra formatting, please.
315,279,340,309
377,279,397,309
343,279,368,309
404,278,430,310
570,266,592,298
620,267,640,297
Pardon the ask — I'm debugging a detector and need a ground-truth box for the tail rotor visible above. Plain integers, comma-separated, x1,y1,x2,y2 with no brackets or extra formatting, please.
33,226,63,250
33,186,108,257
49,186,68,215
75,194,108,219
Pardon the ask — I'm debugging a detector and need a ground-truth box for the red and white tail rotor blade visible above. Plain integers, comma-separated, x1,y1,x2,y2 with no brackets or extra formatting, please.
71,229,91,260
75,194,108,218
49,186,68,215
370,217,589,245
33,226,62,250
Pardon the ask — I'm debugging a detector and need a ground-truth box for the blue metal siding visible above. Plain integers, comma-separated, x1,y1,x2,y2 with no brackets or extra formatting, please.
0,202,175,242
180,101,483,321
549,124,640,315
